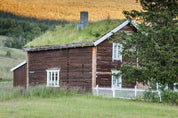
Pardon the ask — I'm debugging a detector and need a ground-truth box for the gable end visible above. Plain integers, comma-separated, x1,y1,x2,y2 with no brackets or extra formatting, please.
93,19,138,46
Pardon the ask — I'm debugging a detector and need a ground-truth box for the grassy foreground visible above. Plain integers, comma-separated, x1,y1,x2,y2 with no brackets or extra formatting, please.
0,95,178,118
0,82,178,118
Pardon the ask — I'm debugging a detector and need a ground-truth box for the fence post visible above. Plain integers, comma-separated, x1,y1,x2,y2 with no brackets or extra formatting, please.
158,90,162,102
156,83,162,102
135,85,137,98
112,87,115,98
156,83,159,90
96,85,99,96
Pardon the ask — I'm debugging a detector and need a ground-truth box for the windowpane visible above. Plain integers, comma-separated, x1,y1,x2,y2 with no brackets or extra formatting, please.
113,76,116,86
49,72,51,85
55,72,58,85
47,70,60,87
113,43,122,61
112,70,122,88
114,44,117,58
117,45,120,59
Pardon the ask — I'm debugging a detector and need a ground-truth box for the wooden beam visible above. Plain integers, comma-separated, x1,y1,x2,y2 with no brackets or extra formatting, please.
96,72,111,75
26,53,29,89
92,46,97,87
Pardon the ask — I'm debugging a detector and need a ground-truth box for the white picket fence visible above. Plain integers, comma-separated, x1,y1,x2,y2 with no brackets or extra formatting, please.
93,85,162,101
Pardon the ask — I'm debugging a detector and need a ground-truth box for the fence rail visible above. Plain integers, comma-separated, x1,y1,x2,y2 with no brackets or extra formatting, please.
92,85,161,100
93,84,178,102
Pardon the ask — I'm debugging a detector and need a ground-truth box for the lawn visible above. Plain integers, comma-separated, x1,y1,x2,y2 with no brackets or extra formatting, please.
0,82,178,118
0,95,177,118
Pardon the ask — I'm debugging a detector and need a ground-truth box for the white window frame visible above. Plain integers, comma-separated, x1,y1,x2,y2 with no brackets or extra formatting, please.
112,43,122,61
111,70,122,88
46,68,60,87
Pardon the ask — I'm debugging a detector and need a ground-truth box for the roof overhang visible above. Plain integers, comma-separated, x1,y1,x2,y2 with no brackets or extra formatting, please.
24,42,94,52
93,19,138,46
10,61,27,72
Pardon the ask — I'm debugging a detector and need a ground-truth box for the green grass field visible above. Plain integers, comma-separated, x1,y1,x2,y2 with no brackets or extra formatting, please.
1,97,178,118
0,36,26,79
0,82,177,118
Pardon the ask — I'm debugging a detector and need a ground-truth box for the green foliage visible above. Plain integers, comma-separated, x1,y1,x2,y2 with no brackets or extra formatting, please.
5,50,11,57
0,18,50,49
143,88,178,104
143,89,160,103
116,0,178,88
61,19,66,27
161,89,178,105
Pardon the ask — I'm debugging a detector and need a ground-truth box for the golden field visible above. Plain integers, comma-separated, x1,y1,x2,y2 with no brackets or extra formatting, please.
0,0,141,22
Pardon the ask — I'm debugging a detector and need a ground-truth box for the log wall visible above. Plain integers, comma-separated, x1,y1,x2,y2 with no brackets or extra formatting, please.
96,24,137,88
13,64,27,88
28,47,92,90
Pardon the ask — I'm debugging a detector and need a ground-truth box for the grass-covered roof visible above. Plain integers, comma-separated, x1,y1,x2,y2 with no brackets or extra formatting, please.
25,19,125,47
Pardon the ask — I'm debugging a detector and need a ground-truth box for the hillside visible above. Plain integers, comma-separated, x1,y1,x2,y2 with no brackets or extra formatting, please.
0,36,26,80
25,19,125,47
0,0,141,22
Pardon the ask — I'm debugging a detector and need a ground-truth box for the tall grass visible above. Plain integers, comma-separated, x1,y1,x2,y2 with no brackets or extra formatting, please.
0,82,81,101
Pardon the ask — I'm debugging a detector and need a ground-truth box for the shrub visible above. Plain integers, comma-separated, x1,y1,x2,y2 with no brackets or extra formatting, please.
61,19,66,27
6,50,11,57
143,89,160,103
161,89,178,105
143,88,178,104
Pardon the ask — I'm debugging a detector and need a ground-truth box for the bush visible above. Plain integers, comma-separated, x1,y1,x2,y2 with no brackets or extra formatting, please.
143,88,178,104
143,89,160,103
161,89,178,105
6,50,11,57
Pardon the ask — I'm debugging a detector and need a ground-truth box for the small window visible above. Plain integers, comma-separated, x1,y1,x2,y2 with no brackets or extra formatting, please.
174,83,178,91
111,70,122,88
46,69,60,87
112,43,122,61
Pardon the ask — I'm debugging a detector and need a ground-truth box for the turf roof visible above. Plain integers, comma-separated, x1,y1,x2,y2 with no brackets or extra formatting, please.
25,19,125,47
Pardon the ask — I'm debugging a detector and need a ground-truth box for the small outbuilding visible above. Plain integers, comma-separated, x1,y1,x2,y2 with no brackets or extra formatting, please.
10,61,27,88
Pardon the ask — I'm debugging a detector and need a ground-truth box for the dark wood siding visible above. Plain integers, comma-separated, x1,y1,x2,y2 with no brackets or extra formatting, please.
13,64,27,88
96,24,137,88
28,47,92,90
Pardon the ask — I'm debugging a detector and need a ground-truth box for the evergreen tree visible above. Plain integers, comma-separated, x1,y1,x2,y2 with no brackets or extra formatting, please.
117,0,178,89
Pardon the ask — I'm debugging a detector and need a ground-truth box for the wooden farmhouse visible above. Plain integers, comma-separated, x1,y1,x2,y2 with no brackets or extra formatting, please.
11,12,143,90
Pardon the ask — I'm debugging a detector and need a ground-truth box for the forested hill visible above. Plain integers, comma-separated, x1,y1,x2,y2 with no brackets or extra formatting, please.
0,11,66,49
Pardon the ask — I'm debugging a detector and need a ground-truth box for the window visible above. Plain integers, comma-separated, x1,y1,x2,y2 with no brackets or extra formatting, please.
46,68,60,87
112,43,122,61
174,83,178,91
111,70,122,88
